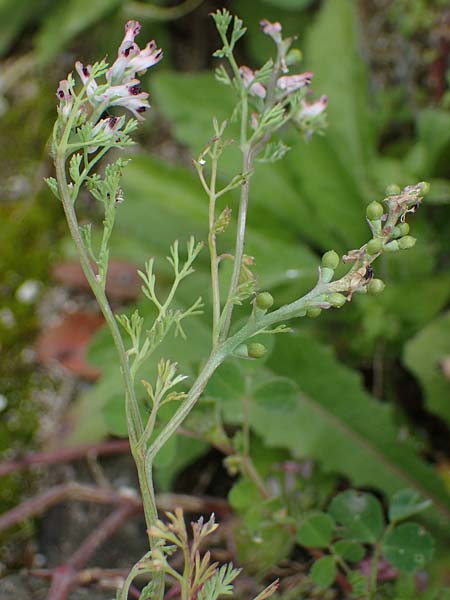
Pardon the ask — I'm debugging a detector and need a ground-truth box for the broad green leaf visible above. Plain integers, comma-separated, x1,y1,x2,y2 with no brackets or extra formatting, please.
265,333,450,529
205,335,450,533
289,0,378,249
153,433,207,491
403,312,450,426
119,154,318,294
305,0,376,185
328,490,384,543
332,539,365,563
406,109,450,178
34,0,122,65
229,478,261,514
310,555,336,588
152,72,237,159
389,489,433,524
297,511,335,548
102,391,129,437
231,489,295,575
152,68,369,251
382,523,434,573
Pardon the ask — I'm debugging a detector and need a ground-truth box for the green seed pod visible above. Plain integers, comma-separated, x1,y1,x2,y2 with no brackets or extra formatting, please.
327,293,347,308
367,278,386,295
307,307,322,318
255,291,274,310
418,181,430,195
320,267,334,284
398,235,417,250
390,226,401,239
234,344,249,357
385,184,401,195
224,455,241,477
398,222,410,236
321,250,340,270
366,238,383,255
247,342,267,359
384,240,400,252
286,48,303,66
366,201,384,220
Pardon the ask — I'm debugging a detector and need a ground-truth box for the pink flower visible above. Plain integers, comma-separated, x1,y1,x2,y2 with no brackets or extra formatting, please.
56,79,74,120
88,115,125,153
239,66,266,99
71,20,161,120
277,72,313,93
107,21,162,86
299,95,328,117
260,19,282,43
75,63,151,119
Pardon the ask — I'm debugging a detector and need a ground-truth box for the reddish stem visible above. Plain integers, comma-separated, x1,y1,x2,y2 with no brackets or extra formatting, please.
0,482,139,533
0,439,130,477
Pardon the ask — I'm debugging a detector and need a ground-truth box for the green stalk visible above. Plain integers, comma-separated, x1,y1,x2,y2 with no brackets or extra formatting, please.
219,145,253,341
55,150,165,600
208,151,221,348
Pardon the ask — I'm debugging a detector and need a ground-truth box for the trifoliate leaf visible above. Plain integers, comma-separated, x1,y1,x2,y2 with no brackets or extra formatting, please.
297,512,335,548
310,555,336,588
389,489,432,523
382,523,434,573
328,490,384,543
332,539,365,562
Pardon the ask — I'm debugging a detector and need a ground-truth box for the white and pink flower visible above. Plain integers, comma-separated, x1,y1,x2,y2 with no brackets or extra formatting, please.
277,72,313,93
88,115,125,153
298,95,328,118
56,79,74,120
107,20,163,86
58,21,162,120
259,19,282,43
239,66,266,99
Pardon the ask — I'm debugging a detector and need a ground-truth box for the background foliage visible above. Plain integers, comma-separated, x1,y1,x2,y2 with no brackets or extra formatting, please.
1,0,450,594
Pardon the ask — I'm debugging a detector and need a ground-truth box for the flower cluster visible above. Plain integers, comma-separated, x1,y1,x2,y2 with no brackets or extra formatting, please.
238,19,327,138
57,20,162,122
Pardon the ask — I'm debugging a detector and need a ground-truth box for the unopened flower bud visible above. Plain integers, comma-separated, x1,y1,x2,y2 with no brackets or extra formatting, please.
286,49,302,66
255,292,274,310
367,278,385,295
384,240,399,252
234,344,249,357
385,184,400,195
307,307,322,318
398,235,417,250
366,238,383,255
321,250,340,270
224,455,242,477
327,293,346,308
418,181,430,195
366,201,384,220
248,342,267,359
398,223,410,236
391,226,401,239
320,267,334,284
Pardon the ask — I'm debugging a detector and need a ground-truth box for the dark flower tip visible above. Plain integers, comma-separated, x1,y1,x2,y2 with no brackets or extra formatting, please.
128,83,142,95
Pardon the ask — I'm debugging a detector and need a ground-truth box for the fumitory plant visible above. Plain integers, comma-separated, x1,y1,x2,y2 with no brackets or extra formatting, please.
47,9,431,599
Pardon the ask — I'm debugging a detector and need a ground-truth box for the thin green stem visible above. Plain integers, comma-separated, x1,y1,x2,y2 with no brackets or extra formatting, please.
208,155,221,348
219,145,253,341
369,524,392,599
146,351,225,464
56,154,143,443
56,146,165,599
